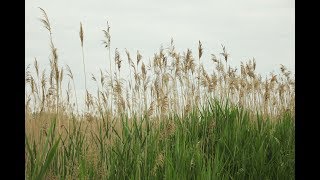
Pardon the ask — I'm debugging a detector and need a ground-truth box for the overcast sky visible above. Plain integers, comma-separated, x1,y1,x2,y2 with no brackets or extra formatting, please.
26,0,294,110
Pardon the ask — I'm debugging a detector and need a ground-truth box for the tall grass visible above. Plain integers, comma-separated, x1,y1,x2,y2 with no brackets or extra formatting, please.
25,8,295,179
25,100,294,179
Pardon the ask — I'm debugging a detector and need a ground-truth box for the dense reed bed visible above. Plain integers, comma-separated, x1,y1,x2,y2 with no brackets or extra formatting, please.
25,8,295,179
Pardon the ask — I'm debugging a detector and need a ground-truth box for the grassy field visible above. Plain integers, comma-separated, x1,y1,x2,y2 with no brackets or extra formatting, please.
25,8,295,179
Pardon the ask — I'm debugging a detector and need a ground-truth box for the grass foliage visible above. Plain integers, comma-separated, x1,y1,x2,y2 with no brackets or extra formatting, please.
25,8,295,179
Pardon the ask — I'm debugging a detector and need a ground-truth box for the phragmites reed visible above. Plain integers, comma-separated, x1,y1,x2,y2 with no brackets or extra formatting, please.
220,44,229,62
79,22,84,47
102,21,112,72
26,12,295,178
33,58,42,112
40,69,46,112
115,48,121,73
198,41,203,105
38,7,51,34
79,22,87,93
102,21,111,48
198,40,203,60
102,21,113,113
137,50,142,67
39,8,60,117
66,65,79,114
125,49,133,83
78,22,90,115
27,10,294,119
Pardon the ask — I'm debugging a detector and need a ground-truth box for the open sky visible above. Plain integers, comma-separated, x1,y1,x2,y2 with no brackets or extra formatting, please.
26,0,294,111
